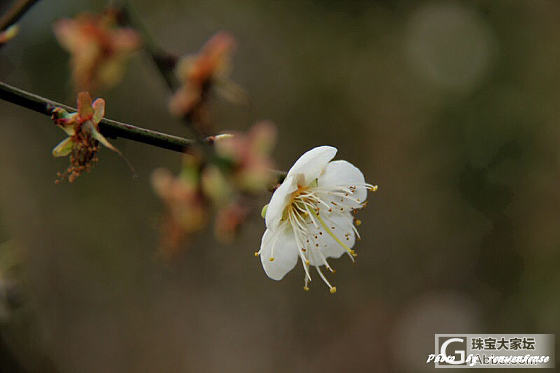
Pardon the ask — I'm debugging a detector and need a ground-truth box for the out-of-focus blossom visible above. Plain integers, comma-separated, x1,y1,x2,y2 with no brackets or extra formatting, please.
169,32,244,124
212,121,277,194
151,154,208,257
152,123,277,251
214,202,249,243
54,10,141,92
0,25,18,45
201,164,234,207
256,146,377,293
51,92,120,183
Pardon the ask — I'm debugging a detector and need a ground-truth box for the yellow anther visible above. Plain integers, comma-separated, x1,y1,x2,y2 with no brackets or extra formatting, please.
355,219,362,226
254,251,260,257
305,260,310,265
372,185,379,192
329,287,337,294
269,257,275,262
303,286,310,291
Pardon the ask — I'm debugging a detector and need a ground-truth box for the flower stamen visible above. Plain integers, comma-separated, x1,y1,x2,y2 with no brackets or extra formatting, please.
288,212,312,281
316,266,336,294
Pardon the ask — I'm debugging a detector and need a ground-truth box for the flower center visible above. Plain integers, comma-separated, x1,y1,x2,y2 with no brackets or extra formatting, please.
281,182,366,293
257,178,378,293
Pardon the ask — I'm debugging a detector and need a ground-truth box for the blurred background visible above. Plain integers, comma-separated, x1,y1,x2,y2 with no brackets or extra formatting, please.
1,0,560,371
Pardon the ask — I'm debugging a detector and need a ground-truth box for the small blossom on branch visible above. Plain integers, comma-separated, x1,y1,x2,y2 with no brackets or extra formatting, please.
201,122,277,242
51,92,121,183
214,202,249,243
152,122,277,253
54,10,141,92
151,153,208,257
256,146,378,293
169,32,245,129
211,121,277,194
201,163,234,207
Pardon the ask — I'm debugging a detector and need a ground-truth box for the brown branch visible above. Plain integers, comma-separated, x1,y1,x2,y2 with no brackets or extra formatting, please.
0,81,200,153
117,2,212,141
0,0,42,31
0,82,287,183
117,1,178,91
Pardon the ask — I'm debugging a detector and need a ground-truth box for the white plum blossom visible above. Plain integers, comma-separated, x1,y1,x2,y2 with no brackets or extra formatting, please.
256,146,377,293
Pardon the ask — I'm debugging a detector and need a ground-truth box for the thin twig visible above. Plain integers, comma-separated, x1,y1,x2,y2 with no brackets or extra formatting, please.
118,1,178,91
118,2,212,142
0,0,42,31
0,81,199,153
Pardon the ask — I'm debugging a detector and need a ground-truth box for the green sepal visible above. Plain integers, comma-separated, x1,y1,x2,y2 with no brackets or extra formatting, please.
261,204,268,219
52,137,74,157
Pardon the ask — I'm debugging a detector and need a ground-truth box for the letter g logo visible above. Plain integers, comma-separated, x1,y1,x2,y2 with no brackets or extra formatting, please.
440,338,466,365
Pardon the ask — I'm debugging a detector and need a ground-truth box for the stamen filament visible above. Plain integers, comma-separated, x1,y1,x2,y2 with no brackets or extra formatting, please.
316,266,336,294
288,213,312,281
304,204,320,229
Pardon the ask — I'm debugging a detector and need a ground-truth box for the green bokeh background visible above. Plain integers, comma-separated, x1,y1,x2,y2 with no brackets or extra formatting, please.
1,0,560,371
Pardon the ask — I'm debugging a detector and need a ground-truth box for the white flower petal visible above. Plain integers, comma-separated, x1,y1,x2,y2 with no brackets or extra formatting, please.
260,227,299,280
265,175,298,229
287,146,337,186
306,212,355,266
318,160,367,206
